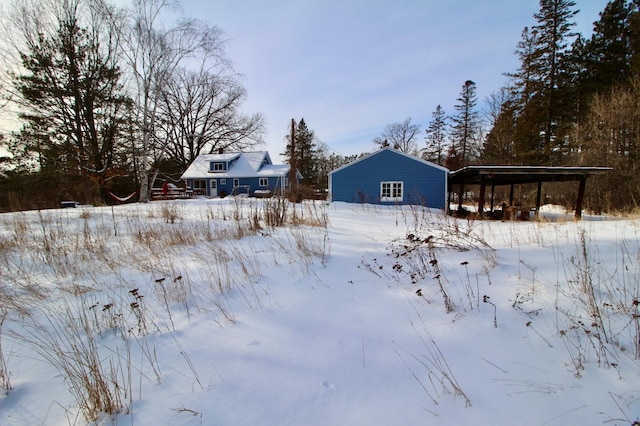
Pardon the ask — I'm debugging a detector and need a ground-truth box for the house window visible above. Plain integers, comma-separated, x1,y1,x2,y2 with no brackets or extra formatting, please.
192,179,206,195
233,178,239,187
381,181,403,202
259,178,268,187
220,179,226,185
210,162,225,172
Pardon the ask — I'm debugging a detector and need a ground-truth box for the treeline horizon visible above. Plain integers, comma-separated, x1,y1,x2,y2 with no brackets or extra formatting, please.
1,0,639,213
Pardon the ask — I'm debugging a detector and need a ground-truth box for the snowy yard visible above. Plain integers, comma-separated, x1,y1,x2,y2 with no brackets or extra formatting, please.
0,198,638,425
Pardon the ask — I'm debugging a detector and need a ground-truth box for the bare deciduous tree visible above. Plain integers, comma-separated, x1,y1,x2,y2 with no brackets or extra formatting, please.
157,65,265,169
581,79,640,212
122,0,227,201
373,117,420,154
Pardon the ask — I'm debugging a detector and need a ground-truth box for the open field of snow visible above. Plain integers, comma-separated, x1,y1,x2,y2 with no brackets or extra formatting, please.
0,198,638,425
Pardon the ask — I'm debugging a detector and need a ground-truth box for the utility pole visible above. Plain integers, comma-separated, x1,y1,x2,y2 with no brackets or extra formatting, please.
288,118,298,201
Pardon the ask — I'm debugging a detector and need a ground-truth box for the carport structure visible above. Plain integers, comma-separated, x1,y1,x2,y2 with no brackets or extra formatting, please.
448,166,611,219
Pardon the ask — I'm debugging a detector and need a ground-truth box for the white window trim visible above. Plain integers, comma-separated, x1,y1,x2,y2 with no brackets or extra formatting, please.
233,178,239,187
380,181,403,202
259,177,268,187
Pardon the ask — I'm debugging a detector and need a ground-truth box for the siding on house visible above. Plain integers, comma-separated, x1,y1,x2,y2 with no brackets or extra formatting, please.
329,148,448,209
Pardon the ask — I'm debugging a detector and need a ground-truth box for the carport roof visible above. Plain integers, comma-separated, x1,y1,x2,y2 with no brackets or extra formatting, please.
449,165,611,186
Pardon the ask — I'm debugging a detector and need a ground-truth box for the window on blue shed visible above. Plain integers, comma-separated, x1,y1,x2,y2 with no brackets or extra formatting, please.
233,178,239,187
381,181,403,202
259,177,268,186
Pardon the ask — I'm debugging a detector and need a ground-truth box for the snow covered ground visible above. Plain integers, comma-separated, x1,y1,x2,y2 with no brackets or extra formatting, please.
0,198,638,425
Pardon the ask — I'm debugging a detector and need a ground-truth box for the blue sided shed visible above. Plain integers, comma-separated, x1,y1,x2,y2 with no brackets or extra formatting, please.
329,148,448,209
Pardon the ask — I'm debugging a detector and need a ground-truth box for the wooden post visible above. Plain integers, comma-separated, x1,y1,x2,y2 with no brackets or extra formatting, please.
535,181,542,219
477,175,486,218
575,176,586,219
490,184,495,211
457,183,464,212
509,183,515,206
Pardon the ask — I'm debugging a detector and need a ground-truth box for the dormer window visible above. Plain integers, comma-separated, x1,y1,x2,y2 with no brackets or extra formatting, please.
210,162,226,172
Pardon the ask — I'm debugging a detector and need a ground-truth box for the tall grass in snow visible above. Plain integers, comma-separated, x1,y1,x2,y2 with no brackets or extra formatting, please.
0,309,11,395
367,205,640,382
552,224,640,375
495,219,640,374
12,300,130,422
396,306,471,412
382,206,495,314
0,197,329,421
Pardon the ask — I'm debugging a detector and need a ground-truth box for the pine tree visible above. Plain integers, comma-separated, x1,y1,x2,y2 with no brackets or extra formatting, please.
13,0,128,204
423,105,448,165
509,0,579,165
450,80,480,166
630,0,640,75
444,144,463,171
585,0,634,91
563,0,633,161
564,35,590,155
483,100,517,165
283,118,318,187
508,27,541,105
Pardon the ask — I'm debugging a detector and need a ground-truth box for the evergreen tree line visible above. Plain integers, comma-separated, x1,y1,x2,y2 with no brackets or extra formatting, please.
485,0,640,212
422,1,640,171
0,0,264,211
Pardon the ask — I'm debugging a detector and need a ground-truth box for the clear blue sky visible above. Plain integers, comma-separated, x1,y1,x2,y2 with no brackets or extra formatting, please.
183,0,608,158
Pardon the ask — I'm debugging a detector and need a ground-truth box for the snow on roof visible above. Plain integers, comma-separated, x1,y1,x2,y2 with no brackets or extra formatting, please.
180,151,290,180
